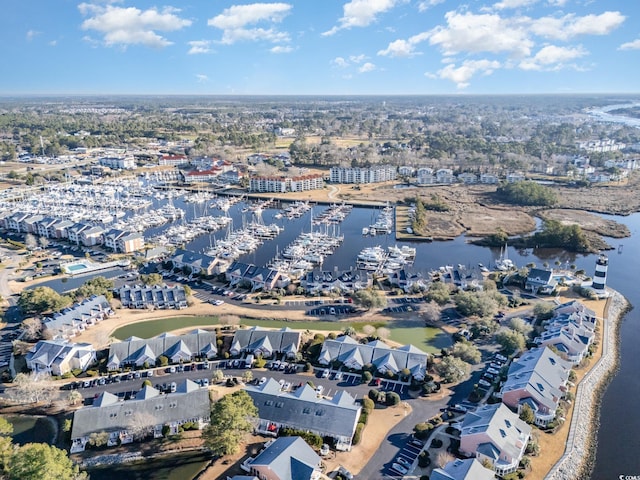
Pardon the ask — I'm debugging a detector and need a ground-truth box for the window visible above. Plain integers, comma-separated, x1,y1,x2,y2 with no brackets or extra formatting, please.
275,402,284,408
315,410,324,416
302,408,311,414
265,400,274,406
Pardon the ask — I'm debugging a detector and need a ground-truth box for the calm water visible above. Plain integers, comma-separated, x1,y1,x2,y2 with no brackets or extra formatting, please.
123,197,640,477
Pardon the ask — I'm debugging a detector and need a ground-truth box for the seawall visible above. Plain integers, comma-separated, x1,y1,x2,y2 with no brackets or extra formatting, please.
545,289,629,480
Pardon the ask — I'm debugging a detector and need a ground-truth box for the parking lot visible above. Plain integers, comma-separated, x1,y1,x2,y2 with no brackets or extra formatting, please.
387,436,425,478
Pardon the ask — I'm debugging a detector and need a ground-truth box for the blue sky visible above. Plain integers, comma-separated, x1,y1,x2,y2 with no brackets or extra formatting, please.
2,0,639,95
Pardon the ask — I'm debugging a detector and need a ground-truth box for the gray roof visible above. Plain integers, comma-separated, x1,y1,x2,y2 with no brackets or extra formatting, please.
430,458,495,480
43,295,111,338
461,403,531,463
250,436,320,480
26,340,95,370
501,347,571,413
108,329,217,367
245,379,361,439
71,379,209,439
230,327,301,357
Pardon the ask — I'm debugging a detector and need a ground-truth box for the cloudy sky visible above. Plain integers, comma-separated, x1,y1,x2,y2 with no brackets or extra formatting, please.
2,0,638,95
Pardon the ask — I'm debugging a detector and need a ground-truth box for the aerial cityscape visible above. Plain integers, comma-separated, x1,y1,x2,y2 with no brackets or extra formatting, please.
1,2,640,480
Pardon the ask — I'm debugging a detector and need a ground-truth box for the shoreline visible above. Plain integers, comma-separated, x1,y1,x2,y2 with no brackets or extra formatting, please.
545,288,629,480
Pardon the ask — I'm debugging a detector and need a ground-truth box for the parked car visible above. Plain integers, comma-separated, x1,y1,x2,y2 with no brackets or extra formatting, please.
320,444,330,456
396,456,412,468
478,379,491,388
392,463,408,475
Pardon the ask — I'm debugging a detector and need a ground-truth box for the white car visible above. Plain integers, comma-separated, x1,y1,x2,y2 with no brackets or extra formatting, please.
201,378,209,387
259,377,267,385
315,385,324,395
211,299,225,306
320,444,330,456
478,379,491,388
392,463,408,475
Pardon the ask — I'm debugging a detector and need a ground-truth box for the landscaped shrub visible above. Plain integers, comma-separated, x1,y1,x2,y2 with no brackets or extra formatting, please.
280,427,323,449
413,422,434,440
352,423,365,445
430,438,443,448
385,391,401,406
418,451,431,468
362,397,375,414
358,412,368,425
304,362,312,372
362,371,373,383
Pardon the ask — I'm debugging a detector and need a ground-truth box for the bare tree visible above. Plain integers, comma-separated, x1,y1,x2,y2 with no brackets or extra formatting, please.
8,373,57,405
88,431,110,447
376,327,391,340
212,369,224,383
436,451,455,469
24,234,38,252
38,236,49,249
362,325,376,337
21,317,43,341
220,315,240,327
67,390,83,406
422,301,441,325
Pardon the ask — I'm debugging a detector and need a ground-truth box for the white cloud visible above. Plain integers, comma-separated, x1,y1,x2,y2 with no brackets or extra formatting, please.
48,40,58,47
427,11,533,58
331,56,350,68
359,62,376,73
519,44,587,70
430,59,501,88
270,45,293,53
492,0,538,10
529,11,625,41
619,39,640,51
78,3,191,48
196,74,209,83
322,0,401,36
26,30,41,41
188,40,212,55
546,0,567,5
208,3,292,45
378,31,429,57
349,54,367,63
418,0,444,12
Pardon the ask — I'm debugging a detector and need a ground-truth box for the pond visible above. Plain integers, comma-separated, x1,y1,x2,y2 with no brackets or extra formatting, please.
112,316,451,354
0,415,56,445
87,451,211,480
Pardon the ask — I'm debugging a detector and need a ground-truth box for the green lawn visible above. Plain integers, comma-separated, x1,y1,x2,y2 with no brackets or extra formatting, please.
112,316,451,354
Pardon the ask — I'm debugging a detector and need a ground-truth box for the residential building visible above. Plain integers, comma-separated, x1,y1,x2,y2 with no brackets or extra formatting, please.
171,248,218,276
317,335,428,380
67,223,90,245
21,214,44,234
458,172,478,184
500,347,572,426
226,261,290,292
329,165,397,184
183,167,223,183
107,329,217,370
43,295,113,341
36,217,59,238
80,226,105,247
26,340,96,376
245,379,361,450
506,172,526,183
229,327,301,359
416,167,436,185
158,154,188,167
99,155,135,170
249,173,324,193
301,270,371,295
70,379,210,453
436,168,455,184
430,458,496,480
118,284,187,310
459,403,531,475
118,232,145,253
525,268,557,294
534,301,596,364
103,229,127,251
241,436,321,480
480,173,499,184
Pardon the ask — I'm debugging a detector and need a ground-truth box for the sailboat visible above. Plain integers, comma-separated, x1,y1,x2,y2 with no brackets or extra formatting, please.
495,243,515,271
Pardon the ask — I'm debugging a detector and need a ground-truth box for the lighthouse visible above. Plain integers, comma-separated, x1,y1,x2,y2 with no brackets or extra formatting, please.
592,254,608,291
